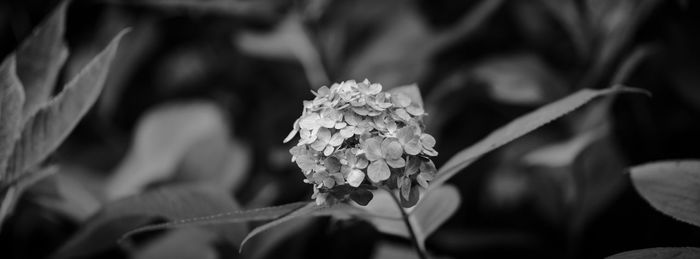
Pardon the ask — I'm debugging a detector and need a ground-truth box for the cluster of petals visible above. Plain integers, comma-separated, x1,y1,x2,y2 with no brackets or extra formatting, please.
285,79,438,205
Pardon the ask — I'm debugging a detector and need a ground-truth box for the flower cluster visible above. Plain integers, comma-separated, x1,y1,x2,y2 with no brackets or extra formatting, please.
285,79,438,207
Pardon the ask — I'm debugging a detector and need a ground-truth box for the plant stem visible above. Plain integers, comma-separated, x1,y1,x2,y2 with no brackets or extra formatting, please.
383,187,428,259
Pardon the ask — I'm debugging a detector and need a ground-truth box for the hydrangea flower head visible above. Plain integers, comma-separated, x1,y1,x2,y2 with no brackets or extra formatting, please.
285,79,438,207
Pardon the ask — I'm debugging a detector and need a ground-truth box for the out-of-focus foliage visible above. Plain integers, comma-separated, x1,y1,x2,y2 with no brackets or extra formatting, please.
1,0,127,232
2,0,700,258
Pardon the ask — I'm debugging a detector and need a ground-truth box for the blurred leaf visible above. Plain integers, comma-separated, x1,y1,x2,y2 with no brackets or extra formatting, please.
474,54,567,106
108,0,280,19
524,125,604,167
570,134,627,232
54,183,246,259
34,169,102,221
630,160,700,227
235,12,328,87
122,200,374,253
360,185,461,251
339,2,431,88
411,185,460,240
133,228,218,259
371,241,420,259
338,0,504,87
431,86,645,189
15,0,68,119
581,0,661,88
178,135,251,193
239,202,318,251
123,202,311,240
0,166,57,229
606,247,700,259
106,101,248,200
0,55,25,177
537,0,591,56
242,216,316,259
5,29,129,180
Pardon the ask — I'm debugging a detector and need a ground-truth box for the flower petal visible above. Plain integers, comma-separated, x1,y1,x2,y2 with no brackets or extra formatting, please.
283,118,300,143
406,104,424,116
339,126,355,138
363,137,384,161
323,145,335,156
422,147,438,156
381,138,404,159
299,113,321,129
394,108,412,121
310,139,327,152
416,173,430,188
355,157,369,169
324,157,342,173
317,85,330,97
404,138,421,155
329,133,344,146
346,169,365,187
420,133,436,148
344,111,362,125
334,122,347,129
367,160,391,182
386,157,406,168
316,127,331,142
391,92,411,107
352,107,370,116
368,83,382,95
299,129,318,144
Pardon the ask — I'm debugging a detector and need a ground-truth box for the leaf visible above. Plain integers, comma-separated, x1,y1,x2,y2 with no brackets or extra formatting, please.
360,185,461,250
235,12,328,87
630,160,700,227
606,247,700,259
399,183,418,208
0,166,57,229
105,101,247,200
133,228,218,259
5,29,130,179
0,56,26,227
33,167,102,221
239,202,319,251
569,134,627,233
431,86,646,189
54,183,247,259
523,126,603,167
336,0,504,88
108,0,280,19
473,54,567,105
123,201,310,239
0,55,25,177
15,0,69,118
371,241,421,259
411,185,460,238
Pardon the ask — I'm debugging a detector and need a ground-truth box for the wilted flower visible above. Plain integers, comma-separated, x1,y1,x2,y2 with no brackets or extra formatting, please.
285,79,438,207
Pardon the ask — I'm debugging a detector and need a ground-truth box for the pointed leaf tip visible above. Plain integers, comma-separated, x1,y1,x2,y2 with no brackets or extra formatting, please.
6,28,130,177
432,86,641,189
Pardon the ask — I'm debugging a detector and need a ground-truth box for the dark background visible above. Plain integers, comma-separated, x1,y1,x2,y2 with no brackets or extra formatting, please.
2,0,700,258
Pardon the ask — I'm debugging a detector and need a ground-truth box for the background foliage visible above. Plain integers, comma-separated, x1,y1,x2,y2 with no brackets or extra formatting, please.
1,0,700,258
